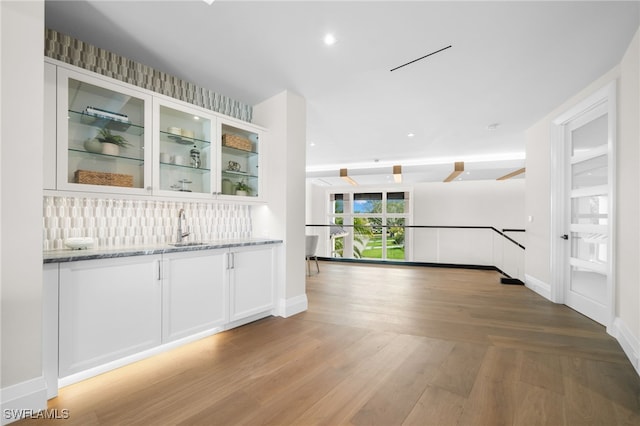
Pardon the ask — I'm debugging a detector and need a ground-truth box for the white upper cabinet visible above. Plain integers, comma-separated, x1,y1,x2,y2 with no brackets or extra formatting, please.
153,98,216,198
218,119,265,201
47,60,267,202
56,66,153,195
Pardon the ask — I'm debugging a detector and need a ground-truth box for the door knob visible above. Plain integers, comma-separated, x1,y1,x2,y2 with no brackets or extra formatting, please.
561,234,569,240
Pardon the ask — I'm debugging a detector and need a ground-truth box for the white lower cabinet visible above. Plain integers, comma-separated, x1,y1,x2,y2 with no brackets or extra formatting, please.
58,256,162,378
229,246,275,322
161,249,227,342
52,243,276,390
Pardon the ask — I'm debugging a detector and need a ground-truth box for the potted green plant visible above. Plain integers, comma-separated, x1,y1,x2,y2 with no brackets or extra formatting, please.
235,180,251,196
94,128,130,156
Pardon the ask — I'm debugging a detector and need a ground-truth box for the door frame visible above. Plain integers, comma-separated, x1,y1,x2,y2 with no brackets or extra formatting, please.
550,80,617,328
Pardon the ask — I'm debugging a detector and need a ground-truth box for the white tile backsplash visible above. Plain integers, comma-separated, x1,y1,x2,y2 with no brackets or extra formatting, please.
43,196,252,251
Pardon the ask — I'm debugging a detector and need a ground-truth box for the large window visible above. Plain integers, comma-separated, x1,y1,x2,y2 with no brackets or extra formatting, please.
329,190,411,260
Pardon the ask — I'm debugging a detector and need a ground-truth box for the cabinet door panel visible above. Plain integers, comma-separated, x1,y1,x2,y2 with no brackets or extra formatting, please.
218,119,265,201
59,256,161,377
153,99,216,198
55,66,152,195
162,250,227,342
229,247,274,321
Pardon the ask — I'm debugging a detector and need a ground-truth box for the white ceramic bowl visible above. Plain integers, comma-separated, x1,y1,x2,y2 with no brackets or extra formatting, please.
64,237,95,250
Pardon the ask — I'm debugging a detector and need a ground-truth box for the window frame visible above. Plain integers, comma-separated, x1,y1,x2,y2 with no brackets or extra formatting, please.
327,189,412,260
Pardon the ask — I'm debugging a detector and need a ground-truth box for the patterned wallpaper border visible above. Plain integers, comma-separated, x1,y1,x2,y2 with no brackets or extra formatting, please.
45,29,252,122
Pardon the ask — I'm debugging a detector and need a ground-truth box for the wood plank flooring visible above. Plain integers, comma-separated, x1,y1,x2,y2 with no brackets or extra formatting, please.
21,261,640,425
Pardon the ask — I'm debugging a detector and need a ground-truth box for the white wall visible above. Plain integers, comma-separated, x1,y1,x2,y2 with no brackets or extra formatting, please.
1,0,48,420
616,28,640,367
525,28,640,374
413,180,525,271
412,179,525,228
253,91,307,317
307,180,330,225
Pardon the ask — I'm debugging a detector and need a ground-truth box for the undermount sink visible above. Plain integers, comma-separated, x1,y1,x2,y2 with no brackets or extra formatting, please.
169,242,206,247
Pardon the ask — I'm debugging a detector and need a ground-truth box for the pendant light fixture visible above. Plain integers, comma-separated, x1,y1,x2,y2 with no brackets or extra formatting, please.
444,162,464,182
339,168,358,186
393,165,402,183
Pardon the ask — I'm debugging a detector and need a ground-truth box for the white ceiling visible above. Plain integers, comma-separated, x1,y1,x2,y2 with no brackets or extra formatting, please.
45,0,639,185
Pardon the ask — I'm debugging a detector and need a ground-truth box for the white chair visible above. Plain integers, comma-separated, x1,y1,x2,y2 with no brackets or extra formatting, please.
305,235,320,276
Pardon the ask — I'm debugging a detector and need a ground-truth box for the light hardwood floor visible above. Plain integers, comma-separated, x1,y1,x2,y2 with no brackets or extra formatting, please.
21,261,640,425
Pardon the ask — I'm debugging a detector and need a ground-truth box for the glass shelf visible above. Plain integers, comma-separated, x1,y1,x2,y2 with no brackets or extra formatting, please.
68,110,145,136
68,148,144,164
222,170,258,179
159,162,211,174
160,130,210,147
222,145,258,157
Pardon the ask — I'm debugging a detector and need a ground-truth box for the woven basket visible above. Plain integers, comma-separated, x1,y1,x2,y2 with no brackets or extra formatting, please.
74,170,134,188
222,134,252,152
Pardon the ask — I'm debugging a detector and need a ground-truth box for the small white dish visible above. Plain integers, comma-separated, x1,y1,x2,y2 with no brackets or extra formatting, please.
64,237,95,250
167,126,182,136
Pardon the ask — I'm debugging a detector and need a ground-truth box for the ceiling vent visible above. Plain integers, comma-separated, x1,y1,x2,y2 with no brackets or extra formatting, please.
390,45,452,72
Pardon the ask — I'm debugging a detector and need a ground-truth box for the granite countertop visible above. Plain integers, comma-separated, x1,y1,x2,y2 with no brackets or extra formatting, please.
43,238,283,263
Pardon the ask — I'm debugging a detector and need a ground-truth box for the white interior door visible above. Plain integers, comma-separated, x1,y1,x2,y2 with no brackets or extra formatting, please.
552,82,616,327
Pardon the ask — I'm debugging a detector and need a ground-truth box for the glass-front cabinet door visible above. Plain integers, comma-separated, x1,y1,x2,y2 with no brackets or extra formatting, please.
153,99,215,197
56,68,152,195
219,120,263,200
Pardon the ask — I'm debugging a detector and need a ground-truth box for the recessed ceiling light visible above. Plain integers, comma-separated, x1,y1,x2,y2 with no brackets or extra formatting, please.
193,116,200,120
407,133,415,138
324,33,337,46
310,142,316,147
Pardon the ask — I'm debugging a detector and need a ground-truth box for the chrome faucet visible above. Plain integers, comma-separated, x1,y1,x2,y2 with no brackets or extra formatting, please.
177,208,190,243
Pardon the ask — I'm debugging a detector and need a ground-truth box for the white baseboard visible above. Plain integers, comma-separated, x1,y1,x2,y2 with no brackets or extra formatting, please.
524,274,552,301
1,377,48,425
610,317,640,377
277,294,308,318
225,311,273,330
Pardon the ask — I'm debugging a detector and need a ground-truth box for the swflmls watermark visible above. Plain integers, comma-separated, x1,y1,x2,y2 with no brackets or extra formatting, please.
3,408,70,420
